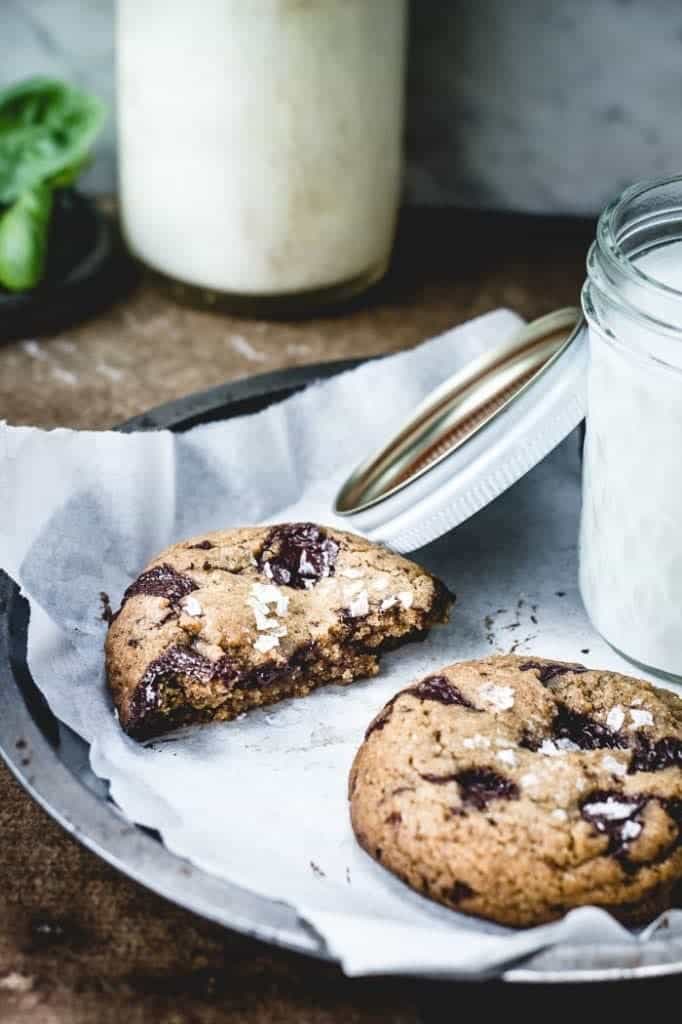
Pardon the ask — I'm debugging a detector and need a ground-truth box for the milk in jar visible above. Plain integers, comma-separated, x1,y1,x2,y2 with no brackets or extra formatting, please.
581,178,682,679
116,0,407,310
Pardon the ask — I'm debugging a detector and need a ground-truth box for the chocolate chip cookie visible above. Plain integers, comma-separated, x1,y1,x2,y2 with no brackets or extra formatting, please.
106,522,453,740
349,655,682,927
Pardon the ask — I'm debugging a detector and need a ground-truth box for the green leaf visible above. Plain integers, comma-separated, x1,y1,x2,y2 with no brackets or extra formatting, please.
0,182,53,291
0,77,105,204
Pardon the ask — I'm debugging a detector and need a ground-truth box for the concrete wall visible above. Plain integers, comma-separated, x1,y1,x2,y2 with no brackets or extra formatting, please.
4,0,682,214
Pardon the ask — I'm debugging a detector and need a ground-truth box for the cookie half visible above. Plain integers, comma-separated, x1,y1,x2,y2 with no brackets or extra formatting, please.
349,655,682,927
106,522,453,740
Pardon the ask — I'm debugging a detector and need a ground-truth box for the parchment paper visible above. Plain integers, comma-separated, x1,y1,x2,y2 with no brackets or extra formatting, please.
2,309,680,977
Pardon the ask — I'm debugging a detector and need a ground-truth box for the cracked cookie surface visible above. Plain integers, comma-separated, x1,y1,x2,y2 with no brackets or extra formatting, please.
106,522,453,740
349,654,682,927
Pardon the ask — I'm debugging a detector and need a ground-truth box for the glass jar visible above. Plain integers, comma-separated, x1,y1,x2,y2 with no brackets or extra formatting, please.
580,176,682,680
116,0,407,315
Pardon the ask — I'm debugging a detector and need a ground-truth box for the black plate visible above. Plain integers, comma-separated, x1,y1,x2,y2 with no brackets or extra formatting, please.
2,360,682,984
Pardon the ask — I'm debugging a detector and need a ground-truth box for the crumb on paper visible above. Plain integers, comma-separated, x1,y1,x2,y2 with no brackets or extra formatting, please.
99,591,115,625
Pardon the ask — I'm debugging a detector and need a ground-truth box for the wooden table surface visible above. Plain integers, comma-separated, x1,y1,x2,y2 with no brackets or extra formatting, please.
6,207,667,1022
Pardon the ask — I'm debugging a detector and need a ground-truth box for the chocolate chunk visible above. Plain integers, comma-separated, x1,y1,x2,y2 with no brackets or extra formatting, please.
661,798,682,839
455,768,519,810
450,881,475,903
128,646,216,735
422,767,518,810
120,564,197,610
580,789,647,856
129,639,321,733
408,676,477,708
190,540,214,550
365,695,399,739
630,735,682,773
257,523,339,589
519,660,587,684
385,811,402,825
552,702,628,751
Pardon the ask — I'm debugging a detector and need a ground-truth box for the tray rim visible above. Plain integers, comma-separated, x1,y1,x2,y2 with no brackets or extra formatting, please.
2,358,682,985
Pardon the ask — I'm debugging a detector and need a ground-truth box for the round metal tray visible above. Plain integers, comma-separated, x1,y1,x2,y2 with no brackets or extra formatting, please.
2,359,681,985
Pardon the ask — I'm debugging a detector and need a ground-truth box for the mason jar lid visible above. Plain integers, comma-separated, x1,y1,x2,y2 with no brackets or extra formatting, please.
334,308,586,552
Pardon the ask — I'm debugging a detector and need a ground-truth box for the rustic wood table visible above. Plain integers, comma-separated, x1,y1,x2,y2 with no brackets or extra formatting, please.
6,208,669,1022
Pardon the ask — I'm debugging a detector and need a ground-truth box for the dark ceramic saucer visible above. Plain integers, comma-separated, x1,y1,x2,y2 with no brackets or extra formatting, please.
0,189,137,343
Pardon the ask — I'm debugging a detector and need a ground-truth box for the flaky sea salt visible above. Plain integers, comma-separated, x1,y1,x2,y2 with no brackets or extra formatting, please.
182,595,204,617
551,809,568,822
348,590,370,618
555,737,581,753
602,755,627,777
479,683,515,712
340,567,364,579
463,734,491,750
539,739,562,757
398,590,414,609
629,708,654,729
253,634,279,653
250,582,289,616
621,819,642,840
521,772,539,788
496,748,517,767
299,550,316,577
247,599,278,632
606,705,625,731
582,798,639,821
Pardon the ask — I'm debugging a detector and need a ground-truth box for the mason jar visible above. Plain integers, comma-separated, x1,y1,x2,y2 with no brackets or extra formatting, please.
117,0,407,315
580,176,682,680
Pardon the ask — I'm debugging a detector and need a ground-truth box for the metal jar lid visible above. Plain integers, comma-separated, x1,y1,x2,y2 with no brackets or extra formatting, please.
334,308,586,552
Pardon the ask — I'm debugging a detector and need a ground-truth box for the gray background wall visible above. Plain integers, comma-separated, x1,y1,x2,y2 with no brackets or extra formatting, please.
4,0,682,215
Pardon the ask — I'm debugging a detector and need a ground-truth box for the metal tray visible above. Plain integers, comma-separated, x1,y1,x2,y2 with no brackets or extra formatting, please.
2,359,682,984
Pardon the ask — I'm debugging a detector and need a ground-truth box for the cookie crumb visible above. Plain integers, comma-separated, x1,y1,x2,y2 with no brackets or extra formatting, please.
100,591,115,625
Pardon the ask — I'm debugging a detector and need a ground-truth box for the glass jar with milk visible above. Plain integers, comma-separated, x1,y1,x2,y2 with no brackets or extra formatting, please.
581,176,682,680
117,0,407,314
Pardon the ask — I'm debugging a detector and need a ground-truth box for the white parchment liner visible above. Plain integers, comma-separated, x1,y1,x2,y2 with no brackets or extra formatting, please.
1,309,680,977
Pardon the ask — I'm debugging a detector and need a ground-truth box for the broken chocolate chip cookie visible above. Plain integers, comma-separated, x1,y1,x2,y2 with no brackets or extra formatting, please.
106,522,453,740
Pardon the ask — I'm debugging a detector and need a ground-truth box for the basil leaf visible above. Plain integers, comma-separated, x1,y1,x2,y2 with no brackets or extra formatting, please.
0,182,53,291
0,77,105,204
